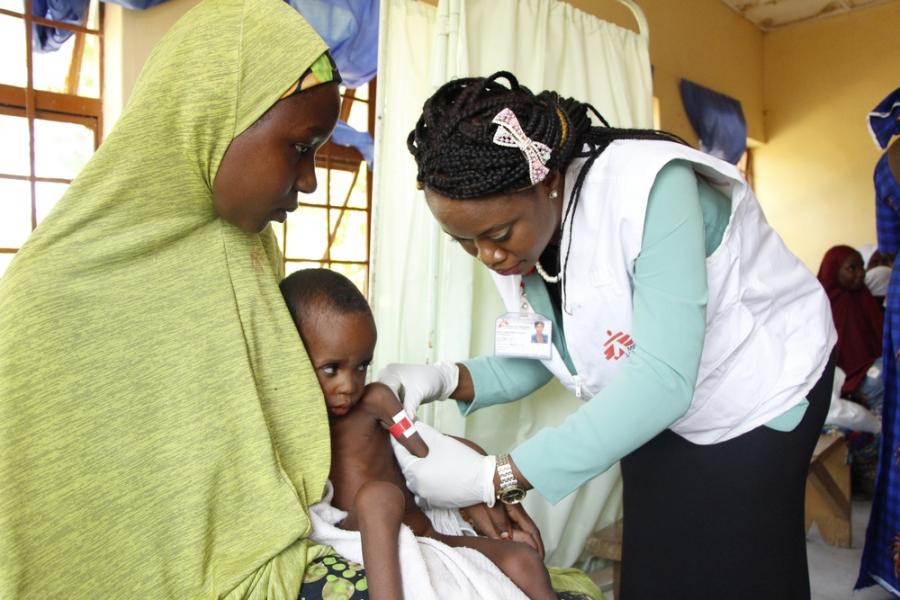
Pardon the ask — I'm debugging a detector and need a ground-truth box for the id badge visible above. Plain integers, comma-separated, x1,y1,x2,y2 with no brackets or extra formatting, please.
495,312,553,360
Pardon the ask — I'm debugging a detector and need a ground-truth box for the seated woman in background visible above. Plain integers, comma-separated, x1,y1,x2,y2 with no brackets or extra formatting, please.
818,245,885,495
818,245,884,411
865,249,894,307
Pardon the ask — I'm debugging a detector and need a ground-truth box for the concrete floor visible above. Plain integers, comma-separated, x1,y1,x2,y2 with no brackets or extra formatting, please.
807,499,895,600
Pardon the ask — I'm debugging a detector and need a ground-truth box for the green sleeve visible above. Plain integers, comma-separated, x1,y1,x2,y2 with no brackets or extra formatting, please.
512,160,709,503
457,355,554,416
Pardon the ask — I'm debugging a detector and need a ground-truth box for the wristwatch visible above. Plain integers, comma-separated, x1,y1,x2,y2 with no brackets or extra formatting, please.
496,454,527,505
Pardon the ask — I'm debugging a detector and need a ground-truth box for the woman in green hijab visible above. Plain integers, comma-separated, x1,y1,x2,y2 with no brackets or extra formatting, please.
0,0,364,597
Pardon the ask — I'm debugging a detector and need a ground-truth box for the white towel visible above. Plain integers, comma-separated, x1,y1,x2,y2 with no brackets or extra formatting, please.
309,481,528,600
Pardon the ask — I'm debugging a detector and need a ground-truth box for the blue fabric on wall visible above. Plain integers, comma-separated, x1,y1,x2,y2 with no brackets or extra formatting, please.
32,0,89,52
285,0,379,165
868,87,900,150
285,0,378,90
32,0,168,53
332,120,374,168
679,79,747,165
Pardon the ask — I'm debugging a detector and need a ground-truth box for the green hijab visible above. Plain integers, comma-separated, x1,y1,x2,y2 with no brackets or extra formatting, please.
0,0,333,597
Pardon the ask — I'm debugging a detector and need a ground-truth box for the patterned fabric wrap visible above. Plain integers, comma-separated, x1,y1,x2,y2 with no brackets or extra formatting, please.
299,555,369,599
295,556,600,599
857,151,900,594
0,0,333,597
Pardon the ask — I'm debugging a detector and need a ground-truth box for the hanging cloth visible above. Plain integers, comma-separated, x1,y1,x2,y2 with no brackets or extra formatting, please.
32,0,169,53
0,0,332,597
679,78,747,164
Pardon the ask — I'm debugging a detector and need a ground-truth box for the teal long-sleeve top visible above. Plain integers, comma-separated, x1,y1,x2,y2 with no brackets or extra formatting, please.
461,160,808,504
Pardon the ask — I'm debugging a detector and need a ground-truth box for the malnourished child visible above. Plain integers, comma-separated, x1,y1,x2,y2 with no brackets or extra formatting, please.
279,268,557,600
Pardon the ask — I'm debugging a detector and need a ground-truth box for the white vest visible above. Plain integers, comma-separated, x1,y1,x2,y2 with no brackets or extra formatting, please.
490,140,837,444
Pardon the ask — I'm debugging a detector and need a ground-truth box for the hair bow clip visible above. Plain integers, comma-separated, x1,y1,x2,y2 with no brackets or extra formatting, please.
492,108,552,185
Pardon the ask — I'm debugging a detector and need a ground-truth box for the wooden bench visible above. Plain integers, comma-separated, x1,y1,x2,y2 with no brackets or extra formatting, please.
583,518,622,599
805,432,851,547
583,433,852,595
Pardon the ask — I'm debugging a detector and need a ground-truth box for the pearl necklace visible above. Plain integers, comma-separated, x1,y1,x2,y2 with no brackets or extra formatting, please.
534,260,560,284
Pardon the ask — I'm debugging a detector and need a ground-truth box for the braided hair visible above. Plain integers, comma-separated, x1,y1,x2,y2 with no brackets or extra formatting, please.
407,71,686,311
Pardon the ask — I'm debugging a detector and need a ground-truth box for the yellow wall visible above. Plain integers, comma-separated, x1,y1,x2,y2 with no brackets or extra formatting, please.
754,1,900,269
103,0,201,134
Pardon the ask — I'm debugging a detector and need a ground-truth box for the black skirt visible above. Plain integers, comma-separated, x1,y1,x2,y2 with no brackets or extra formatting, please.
619,355,835,600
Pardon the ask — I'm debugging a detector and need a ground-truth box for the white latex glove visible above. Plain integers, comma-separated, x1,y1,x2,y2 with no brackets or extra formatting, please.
391,421,496,509
377,362,459,418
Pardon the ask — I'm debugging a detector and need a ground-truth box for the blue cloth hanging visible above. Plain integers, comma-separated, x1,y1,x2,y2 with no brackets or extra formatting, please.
285,0,379,167
284,0,378,90
868,87,900,150
679,79,747,165
32,0,169,53
332,120,374,168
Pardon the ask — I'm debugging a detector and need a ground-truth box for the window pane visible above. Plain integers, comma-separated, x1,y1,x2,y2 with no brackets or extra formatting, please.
286,205,327,259
346,99,369,134
33,118,94,179
86,0,100,30
77,33,101,97
329,209,368,262
32,32,101,98
330,262,368,295
0,178,32,248
328,169,358,207
0,115,31,176
347,163,368,209
0,252,14,279
285,260,323,276
35,181,68,224
0,14,27,88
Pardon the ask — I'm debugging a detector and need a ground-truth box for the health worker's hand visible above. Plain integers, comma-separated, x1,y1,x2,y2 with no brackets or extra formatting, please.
390,421,495,509
377,362,459,418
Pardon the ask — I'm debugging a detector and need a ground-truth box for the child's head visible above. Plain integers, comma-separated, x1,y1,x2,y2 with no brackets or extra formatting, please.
280,268,376,417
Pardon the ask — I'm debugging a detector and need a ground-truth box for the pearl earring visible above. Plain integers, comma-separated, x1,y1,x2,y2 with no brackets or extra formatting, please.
549,189,559,200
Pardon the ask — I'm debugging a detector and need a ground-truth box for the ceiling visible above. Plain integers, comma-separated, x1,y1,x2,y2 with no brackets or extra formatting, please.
719,0,898,30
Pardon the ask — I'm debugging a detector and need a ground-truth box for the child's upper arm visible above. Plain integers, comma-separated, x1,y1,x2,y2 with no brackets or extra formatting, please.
360,383,429,458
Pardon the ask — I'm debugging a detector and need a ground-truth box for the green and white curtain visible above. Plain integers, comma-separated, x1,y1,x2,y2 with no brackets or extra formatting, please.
371,0,653,568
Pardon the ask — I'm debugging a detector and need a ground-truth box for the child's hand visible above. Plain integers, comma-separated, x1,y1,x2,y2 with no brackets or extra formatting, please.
459,502,545,558
459,502,513,541
504,503,545,558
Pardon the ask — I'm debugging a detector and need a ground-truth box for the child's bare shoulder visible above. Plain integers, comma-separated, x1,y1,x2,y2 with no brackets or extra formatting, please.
357,382,402,420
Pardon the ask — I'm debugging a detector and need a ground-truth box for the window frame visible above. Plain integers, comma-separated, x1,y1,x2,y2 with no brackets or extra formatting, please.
0,0,104,256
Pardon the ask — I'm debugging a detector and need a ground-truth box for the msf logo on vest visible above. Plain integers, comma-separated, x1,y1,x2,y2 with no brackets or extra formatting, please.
604,330,634,361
